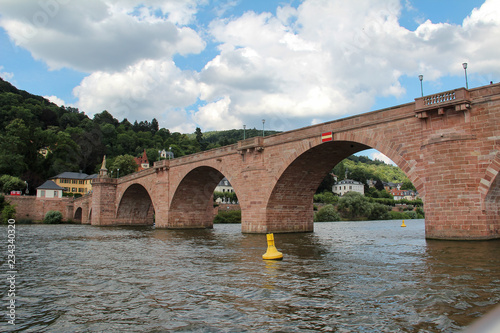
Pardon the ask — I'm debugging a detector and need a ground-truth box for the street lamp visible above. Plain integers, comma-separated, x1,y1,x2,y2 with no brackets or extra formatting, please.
168,146,172,160
262,119,265,137
462,63,468,89
243,124,246,140
25,181,29,195
418,74,424,97
117,168,120,178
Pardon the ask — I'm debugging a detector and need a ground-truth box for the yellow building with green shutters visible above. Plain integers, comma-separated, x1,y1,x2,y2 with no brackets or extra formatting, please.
50,172,97,195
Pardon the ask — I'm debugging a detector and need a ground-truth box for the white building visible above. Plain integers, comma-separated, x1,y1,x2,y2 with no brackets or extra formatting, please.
332,179,365,196
36,180,64,198
159,148,174,160
214,177,237,203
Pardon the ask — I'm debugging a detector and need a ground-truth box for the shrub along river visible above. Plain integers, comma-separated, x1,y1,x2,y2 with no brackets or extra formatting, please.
1,219,499,332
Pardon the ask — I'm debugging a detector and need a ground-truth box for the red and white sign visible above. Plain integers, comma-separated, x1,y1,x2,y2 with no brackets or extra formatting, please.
321,131,333,142
10,191,21,196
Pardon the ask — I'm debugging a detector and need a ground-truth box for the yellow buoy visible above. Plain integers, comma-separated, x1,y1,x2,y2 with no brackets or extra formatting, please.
262,233,283,260
401,220,406,227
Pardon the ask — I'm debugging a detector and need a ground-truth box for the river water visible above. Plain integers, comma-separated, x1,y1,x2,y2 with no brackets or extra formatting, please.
1,219,500,332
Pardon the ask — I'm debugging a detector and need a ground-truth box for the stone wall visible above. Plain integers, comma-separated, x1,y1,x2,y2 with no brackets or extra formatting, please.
5,195,74,221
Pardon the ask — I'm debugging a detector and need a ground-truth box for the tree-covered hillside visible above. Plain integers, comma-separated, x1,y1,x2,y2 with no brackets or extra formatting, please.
0,78,264,192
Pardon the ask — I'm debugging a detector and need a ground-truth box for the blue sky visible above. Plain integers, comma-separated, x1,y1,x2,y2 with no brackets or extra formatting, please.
0,0,498,163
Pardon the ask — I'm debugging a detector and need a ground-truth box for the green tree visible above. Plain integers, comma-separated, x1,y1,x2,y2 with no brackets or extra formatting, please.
313,191,338,204
337,192,373,220
368,203,391,220
151,118,159,134
401,180,416,191
110,155,138,177
0,175,26,194
146,148,159,164
314,204,341,222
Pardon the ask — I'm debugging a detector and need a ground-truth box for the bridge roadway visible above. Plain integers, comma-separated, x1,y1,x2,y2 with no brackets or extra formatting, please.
74,83,500,240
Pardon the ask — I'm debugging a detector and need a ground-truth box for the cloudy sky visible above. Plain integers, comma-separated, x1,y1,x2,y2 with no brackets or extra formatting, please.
1,0,499,157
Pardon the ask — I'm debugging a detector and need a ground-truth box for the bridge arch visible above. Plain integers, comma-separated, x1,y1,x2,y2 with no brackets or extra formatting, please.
74,207,82,222
265,132,425,232
479,150,500,226
169,166,236,229
116,183,155,225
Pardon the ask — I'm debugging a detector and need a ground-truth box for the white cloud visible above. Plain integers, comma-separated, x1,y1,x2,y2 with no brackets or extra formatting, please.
191,0,500,131
2,0,500,134
73,58,199,131
44,95,66,106
0,0,205,72
0,66,14,80
371,151,396,166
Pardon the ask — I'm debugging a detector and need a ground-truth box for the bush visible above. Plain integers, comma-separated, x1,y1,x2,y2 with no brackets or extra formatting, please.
415,206,425,218
314,204,341,222
0,175,26,194
313,191,339,205
44,210,63,224
1,204,16,224
405,210,418,219
389,210,406,220
337,192,372,220
368,203,391,220
213,210,241,224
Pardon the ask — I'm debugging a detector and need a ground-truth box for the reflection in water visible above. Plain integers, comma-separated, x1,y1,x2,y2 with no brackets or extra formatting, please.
1,220,499,332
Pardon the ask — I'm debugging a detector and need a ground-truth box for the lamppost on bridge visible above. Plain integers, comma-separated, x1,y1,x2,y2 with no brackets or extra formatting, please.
243,124,246,140
462,62,469,89
419,74,424,97
262,119,265,137
117,168,120,178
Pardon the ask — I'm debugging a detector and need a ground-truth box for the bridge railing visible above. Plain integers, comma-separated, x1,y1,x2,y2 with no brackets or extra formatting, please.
237,136,264,152
415,87,471,118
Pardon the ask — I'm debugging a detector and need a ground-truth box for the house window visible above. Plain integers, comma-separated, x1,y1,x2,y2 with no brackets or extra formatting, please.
72,188,77,192
54,191,58,197
41,190,45,197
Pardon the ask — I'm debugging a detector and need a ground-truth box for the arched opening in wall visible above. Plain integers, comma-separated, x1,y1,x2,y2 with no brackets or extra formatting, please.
74,207,82,222
116,184,155,226
169,166,228,229
484,173,500,222
266,140,421,232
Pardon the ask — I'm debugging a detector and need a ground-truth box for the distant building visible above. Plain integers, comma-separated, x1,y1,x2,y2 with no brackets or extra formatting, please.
384,182,402,191
36,180,64,198
134,149,150,171
390,188,418,201
51,172,97,195
332,179,365,196
159,148,174,160
214,177,237,203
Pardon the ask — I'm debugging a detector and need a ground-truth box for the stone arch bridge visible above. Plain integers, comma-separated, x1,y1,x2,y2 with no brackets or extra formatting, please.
78,84,500,240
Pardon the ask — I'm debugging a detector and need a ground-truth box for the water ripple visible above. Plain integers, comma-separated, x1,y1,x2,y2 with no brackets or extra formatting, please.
1,220,499,332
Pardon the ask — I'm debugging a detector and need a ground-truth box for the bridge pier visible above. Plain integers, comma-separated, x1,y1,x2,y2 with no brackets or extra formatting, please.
90,177,117,226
